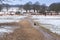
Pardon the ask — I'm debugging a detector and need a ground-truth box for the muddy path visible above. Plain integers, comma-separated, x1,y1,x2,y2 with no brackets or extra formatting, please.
23,16,60,40
0,19,44,40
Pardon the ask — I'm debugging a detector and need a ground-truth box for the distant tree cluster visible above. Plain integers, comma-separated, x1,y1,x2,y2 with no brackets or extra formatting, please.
23,2,32,12
49,3,60,14
23,1,42,13
23,1,48,15
0,0,10,11
23,2,60,15
0,0,60,15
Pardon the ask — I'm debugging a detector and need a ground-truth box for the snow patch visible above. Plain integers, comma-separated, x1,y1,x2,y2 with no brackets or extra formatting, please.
32,15,60,35
0,15,26,23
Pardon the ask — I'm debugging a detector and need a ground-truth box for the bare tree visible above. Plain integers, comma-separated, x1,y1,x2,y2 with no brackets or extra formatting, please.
33,1,40,13
40,4,47,15
23,1,32,12
49,3,60,15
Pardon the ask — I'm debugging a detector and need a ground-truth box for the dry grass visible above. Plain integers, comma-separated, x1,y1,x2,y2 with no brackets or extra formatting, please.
0,22,18,26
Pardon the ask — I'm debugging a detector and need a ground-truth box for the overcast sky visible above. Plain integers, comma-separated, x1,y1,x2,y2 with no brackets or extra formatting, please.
3,0,60,6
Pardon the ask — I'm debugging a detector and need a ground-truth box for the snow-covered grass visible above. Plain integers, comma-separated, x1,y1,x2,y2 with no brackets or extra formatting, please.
32,15,60,35
0,15,27,36
0,15,26,36
0,26,19,36
0,15,27,23
32,15,60,19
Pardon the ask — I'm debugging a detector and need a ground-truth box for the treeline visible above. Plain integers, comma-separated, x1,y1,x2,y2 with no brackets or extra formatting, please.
19,1,47,14
22,2,60,14
0,0,60,15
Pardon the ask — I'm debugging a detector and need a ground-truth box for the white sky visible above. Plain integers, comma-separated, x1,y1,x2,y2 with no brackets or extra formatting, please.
3,0,60,6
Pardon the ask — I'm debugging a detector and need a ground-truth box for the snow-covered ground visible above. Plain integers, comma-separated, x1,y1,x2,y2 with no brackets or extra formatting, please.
0,15,60,36
0,15,26,23
0,25,19,37
32,15,60,35
0,15,27,36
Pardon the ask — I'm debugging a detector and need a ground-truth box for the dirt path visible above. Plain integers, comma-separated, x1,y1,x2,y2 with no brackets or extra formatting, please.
24,19,58,40
0,19,44,40
22,16,60,40
32,23,56,40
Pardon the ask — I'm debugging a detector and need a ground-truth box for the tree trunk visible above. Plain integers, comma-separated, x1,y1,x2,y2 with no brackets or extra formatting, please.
57,12,59,15
26,10,27,13
56,11,59,15
37,10,39,13
7,8,8,14
29,10,30,13
34,9,35,12
51,12,52,15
